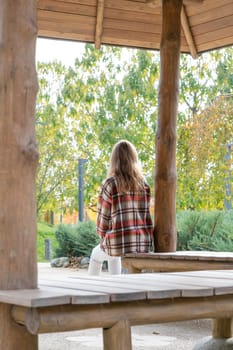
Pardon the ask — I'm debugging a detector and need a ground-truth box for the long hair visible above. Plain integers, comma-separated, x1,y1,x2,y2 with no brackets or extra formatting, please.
107,140,144,192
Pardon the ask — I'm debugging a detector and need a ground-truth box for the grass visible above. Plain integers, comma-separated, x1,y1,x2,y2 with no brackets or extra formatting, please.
37,222,58,262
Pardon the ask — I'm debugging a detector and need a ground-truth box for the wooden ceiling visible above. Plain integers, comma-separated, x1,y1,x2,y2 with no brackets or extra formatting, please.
37,0,233,58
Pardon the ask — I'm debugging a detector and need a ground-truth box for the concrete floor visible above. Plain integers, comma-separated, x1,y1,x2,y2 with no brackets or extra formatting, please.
38,263,212,350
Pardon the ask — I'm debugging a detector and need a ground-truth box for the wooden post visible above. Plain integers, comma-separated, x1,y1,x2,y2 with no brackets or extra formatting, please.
154,0,182,252
0,0,38,348
103,320,132,350
212,318,232,339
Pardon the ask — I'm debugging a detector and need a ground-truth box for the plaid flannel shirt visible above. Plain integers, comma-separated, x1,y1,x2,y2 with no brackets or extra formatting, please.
97,176,153,256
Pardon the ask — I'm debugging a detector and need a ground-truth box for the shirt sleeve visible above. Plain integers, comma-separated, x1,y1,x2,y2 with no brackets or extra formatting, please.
96,181,112,239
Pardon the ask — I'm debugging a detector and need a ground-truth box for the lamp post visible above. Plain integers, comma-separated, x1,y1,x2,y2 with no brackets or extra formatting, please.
78,158,87,221
224,143,232,210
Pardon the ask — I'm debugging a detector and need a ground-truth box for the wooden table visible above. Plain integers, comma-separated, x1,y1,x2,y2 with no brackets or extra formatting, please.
0,270,233,349
122,251,233,273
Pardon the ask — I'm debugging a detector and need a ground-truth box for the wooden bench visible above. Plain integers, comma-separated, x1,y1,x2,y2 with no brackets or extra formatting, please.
0,270,233,349
122,251,233,273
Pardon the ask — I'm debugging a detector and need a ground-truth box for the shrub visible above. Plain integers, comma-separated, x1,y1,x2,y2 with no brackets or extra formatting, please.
55,224,78,257
177,210,233,251
74,221,100,257
55,221,100,258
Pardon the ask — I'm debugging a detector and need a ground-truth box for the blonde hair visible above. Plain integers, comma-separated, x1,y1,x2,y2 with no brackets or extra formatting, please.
107,140,144,192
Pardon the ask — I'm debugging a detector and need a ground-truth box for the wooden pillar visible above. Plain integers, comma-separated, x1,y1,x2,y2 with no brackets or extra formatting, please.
212,318,232,339
154,0,182,252
193,318,233,349
0,0,38,348
103,320,132,350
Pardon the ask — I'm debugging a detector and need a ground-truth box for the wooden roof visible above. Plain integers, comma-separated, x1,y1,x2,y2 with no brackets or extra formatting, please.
37,0,233,58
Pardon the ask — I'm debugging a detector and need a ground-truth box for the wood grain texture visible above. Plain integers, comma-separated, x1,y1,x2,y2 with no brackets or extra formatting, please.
103,319,132,350
122,251,233,272
0,270,232,307
12,294,233,334
212,318,232,338
154,0,182,252
0,0,38,291
36,0,233,54
0,1,38,348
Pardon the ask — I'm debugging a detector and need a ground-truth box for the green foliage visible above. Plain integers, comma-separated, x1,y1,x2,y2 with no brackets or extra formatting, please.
37,222,58,261
36,61,78,218
36,45,233,215
55,221,100,258
177,48,233,210
177,210,233,251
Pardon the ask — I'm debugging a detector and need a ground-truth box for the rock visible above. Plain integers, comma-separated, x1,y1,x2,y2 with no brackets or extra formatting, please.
51,257,70,268
193,336,233,350
80,257,90,266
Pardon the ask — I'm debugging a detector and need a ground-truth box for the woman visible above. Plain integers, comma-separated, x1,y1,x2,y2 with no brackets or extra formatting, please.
88,140,153,275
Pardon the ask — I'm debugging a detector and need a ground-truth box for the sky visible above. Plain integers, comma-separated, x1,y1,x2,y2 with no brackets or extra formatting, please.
36,38,86,66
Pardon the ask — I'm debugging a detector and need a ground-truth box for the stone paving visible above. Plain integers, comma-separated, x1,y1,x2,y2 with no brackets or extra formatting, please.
38,263,212,350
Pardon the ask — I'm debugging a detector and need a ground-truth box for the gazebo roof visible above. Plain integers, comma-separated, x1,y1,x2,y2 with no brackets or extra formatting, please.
37,0,233,58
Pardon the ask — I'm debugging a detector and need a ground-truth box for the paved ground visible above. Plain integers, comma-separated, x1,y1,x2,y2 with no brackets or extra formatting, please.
38,263,212,350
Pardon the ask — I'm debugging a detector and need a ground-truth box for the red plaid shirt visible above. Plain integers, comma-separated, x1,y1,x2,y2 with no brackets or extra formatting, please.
97,176,153,256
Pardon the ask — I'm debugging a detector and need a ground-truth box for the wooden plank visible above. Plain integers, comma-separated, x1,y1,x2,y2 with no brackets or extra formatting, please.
192,15,233,36
194,26,233,46
104,18,161,34
38,9,96,27
105,0,161,14
39,278,147,302
38,0,97,16
38,29,94,43
42,0,97,6
197,35,233,53
101,29,161,50
102,27,187,49
69,274,214,298
189,3,233,26
163,271,233,295
169,270,233,279
105,7,161,23
41,286,110,304
43,275,194,300
121,275,215,298
68,276,182,299
0,288,70,307
186,0,233,16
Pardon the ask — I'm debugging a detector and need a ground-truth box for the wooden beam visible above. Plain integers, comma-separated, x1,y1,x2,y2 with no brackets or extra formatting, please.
12,295,233,334
181,5,198,58
95,0,105,49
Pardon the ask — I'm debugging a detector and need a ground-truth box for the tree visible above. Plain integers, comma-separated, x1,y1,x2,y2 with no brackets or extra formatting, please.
61,45,160,210
36,45,233,215
36,62,78,218
177,48,233,209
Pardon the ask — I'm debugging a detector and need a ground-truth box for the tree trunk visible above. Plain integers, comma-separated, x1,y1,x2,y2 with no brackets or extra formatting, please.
0,0,38,348
154,0,182,252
